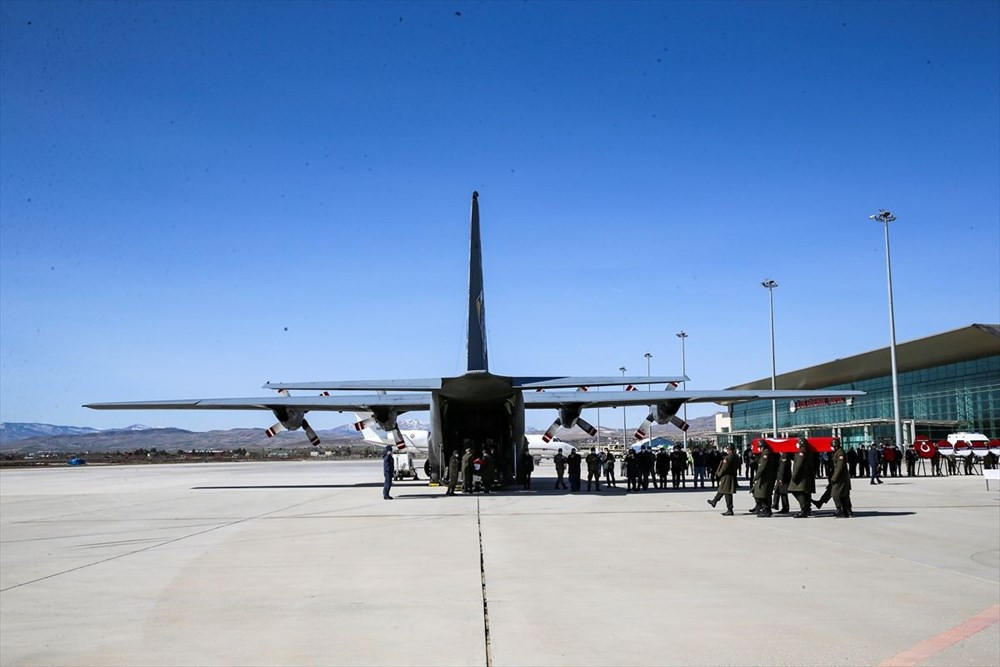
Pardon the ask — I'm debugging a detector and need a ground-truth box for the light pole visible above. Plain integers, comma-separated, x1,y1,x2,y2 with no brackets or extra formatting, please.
676,331,688,448
620,366,627,447
644,352,653,444
761,279,779,437
870,209,903,448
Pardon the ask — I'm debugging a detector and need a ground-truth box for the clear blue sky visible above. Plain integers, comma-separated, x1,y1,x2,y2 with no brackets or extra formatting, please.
2,1,998,432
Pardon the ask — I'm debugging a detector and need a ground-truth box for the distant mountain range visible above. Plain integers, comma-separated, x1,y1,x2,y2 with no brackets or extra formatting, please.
0,414,719,454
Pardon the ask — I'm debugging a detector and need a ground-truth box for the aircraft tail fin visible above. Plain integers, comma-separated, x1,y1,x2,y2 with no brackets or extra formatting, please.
467,191,489,372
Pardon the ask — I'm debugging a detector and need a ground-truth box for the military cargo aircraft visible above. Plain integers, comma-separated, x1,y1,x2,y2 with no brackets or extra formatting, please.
86,192,864,485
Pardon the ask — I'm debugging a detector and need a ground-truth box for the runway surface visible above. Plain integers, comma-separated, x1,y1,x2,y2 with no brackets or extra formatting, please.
1,461,998,666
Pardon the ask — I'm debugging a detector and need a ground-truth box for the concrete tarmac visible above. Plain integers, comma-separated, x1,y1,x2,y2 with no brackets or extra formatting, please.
1,461,998,666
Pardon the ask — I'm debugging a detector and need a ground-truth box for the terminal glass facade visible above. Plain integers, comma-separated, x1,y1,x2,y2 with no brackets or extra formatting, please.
730,353,1000,447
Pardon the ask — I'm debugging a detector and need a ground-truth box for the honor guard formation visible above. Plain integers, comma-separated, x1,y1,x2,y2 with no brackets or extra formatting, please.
381,435,1000,518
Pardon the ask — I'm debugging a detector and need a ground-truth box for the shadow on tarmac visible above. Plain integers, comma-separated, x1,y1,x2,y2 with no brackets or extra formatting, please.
192,483,384,489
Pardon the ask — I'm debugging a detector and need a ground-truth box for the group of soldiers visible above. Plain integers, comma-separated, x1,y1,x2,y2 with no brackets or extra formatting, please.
709,438,853,518
429,437,853,519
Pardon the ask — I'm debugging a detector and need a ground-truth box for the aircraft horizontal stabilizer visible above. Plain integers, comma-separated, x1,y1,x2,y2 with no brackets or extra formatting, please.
263,379,442,391
513,376,687,389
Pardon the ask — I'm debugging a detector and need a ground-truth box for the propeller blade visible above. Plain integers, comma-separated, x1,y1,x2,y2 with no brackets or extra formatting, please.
669,415,690,432
634,413,654,440
302,420,321,447
391,427,406,449
353,417,376,432
575,417,597,437
541,419,562,443
265,422,287,438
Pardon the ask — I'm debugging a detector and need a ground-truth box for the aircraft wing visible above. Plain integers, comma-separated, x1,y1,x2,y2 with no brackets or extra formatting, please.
522,389,865,409
84,393,432,413
262,379,442,391
513,376,687,389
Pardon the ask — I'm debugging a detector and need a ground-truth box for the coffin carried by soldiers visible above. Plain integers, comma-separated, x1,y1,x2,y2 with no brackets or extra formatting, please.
751,437,834,454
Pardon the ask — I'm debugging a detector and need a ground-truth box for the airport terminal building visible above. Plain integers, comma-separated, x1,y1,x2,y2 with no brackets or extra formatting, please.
722,324,1000,448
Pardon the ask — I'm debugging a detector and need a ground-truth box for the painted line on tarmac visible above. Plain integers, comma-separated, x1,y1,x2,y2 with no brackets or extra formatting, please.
878,604,1000,666
477,497,493,667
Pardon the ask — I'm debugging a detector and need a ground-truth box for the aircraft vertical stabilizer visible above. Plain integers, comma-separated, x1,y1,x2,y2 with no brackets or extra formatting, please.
467,191,489,372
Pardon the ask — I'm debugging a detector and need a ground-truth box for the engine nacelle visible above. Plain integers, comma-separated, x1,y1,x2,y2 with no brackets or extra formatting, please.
271,406,306,431
369,407,398,432
558,405,583,427
653,400,684,425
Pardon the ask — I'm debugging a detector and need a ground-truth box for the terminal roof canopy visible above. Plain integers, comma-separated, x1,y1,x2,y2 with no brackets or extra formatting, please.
729,323,1000,391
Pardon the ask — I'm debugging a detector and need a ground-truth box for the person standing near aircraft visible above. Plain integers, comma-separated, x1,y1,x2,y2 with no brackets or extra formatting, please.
603,448,617,488
554,448,568,489
446,449,461,495
751,442,778,517
567,448,582,492
625,449,638,491
830,438,853,517
788,437,816,518
520,449,535,490
639,445,653,490
670,445,688,489
707,444,739,515
692,447,707,489
482,447,495,494
461,445,475,494
868,443,883,485
382,445,394,500
585,448,602,491
655,447,669,488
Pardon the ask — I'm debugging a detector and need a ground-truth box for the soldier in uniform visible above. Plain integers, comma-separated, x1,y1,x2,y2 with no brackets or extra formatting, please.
707,444,739,515
461,445,475,494
603,448,617,487
553,448,568,489
830,438,853,517
585,447,602,491
446,449,461,495
520,449,535,489
788,436,815,517
481,447,495,494
772,451,792,514
382,445,394,500
751,442,778,517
